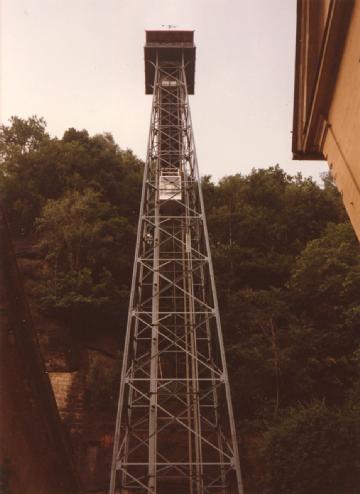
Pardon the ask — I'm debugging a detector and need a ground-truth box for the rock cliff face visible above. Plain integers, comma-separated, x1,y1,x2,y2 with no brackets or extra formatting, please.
0,210,79,494
8,247,116,494
11,238,121,493
0,209,119,494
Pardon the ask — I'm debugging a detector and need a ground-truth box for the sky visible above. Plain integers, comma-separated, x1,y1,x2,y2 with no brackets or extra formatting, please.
1,0,329,182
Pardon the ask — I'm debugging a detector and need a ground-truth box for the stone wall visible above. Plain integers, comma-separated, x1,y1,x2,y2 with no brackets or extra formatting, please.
49,371,85,433
49,350,118,492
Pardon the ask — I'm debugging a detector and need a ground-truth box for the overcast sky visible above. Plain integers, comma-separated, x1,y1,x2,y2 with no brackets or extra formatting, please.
1,0,328,182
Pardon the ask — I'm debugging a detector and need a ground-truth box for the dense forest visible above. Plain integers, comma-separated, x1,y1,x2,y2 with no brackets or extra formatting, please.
1,116,359,494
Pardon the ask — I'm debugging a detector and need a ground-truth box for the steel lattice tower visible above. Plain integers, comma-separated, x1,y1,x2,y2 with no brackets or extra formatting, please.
110,31,244,494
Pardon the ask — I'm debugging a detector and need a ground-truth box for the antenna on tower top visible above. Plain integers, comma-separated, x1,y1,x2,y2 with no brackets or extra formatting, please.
161,24,178,29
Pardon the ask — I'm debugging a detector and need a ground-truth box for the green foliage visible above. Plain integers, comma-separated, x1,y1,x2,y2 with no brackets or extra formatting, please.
224,288,292,419
0,116,142,331
290,222,360,324
202,168,359,424
283,222,360,406
34,189,136,327
0,115,48,162
0,117,142,234
202,170,359,491
263,400,360,494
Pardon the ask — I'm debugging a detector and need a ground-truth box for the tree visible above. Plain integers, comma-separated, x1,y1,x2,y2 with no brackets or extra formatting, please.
0,116,48,165
36,189,135,329
263,400,360,494
289,222,360,326
0,117,142,234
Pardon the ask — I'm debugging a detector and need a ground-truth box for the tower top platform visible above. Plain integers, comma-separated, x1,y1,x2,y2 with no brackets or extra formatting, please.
144,30,196,94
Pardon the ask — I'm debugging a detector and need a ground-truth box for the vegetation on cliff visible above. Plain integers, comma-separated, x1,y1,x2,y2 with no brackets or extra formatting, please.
1,116,359,493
